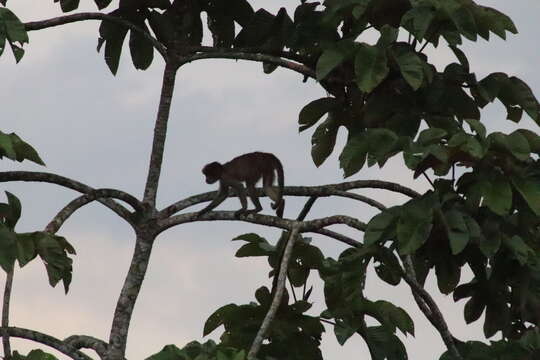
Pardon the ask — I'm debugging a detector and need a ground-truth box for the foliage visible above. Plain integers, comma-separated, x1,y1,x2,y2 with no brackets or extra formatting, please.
0,0,538,359
12,349,59,360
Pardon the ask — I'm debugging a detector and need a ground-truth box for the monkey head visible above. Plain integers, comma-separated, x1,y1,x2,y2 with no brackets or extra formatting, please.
202,162,223,184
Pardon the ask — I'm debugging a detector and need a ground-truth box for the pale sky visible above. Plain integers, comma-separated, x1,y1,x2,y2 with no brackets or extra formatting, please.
0,1,539,359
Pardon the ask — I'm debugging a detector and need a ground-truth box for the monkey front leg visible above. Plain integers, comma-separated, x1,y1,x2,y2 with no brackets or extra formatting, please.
196,185,229,218
228,181,249,217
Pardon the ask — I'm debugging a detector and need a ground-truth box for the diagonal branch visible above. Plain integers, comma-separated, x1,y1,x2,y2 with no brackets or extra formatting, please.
24,12,166,57
45,189,143,234
0,327,92,360
159,179,417,218
0,171,135,225
247,225,300,360
400,256,462,359
142,61,178,208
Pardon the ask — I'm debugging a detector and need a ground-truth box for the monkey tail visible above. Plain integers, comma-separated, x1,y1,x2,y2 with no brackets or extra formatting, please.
271,156,285,218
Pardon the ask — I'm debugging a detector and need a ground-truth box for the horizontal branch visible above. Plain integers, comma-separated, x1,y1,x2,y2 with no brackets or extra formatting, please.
157,211,365,247
0,327,92,360
159,179,418,218
45,189,143,233
178,51,316,79
0,171,134,225
24,12,166,57
310,228,362,248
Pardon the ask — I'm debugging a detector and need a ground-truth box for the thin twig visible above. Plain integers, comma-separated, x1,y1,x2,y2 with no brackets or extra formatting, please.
333,190,386,211
422,172,435,188
25,12,166,57
2,269,13,360
0,327,92,360
248,225,300,360
310,228,362,248
401,256,462,359
297,196,318,221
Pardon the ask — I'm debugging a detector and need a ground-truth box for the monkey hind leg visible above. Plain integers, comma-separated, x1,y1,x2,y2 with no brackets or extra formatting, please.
264,186,284,218
275,199,285,218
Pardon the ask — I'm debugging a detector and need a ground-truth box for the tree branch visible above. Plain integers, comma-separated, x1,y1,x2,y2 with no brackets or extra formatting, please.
106,231,155,359
158,212,366,246
248,225,300,360
400,256,462,360
24,12,166,57
63,334,109,358
159,179,416,218
310,228,362,248
142,61,178,208
0,327,92,360
0,171,134,226
2,270,13,360
178,51,316,80
45,189,143,233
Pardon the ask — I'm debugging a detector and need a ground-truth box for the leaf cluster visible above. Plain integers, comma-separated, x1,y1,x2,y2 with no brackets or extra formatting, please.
0,192,75,292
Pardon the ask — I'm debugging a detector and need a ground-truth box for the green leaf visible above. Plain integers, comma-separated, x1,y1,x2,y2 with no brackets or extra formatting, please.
354,44,389,93
25,349,59,360
5,191,21,229
298,97,338,132
463,118,486,138
435,257,460,294
94,0,113,10
316,40,357,80
0,131,16,160
444,209,469,255
397,196,436,254
59,0,80,12
339,132,367,177
16,232,37,267
0,224,17,272
311,114,340,167
203,304,237,336
10,133,45,165
502,235,533,266
464,296,485,324
401,6,435,40
480,175,512,216
98,12,128,75
417,128,447,145
9,42,24,63
146,344,187,360
334,320,356,345
392,47,424,90
129,23,154,70
448,5,477,41
511,177,540,216
365,208,398,246
0,8,29,44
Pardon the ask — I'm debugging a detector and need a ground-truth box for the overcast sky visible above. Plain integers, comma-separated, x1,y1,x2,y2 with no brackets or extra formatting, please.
0,1,539,359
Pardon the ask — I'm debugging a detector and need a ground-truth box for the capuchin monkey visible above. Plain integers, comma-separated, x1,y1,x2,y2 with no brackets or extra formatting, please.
197,152,285,218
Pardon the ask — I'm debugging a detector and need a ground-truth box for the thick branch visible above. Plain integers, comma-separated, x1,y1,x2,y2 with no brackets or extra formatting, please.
142,61,178,207
45,189,143,233
400,257,462,360
248,225,300,360
0,327,92,360
2,270,13,360
106,231,155,360
0,171,134,225
159,179,416,218
24,12,166,57
64,335,108,358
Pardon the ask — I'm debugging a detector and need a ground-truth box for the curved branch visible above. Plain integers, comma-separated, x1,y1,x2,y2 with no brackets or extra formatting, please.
24,12,166,57
0,171,134,226
158,211,366,244
178,51,316,79
63,334,108,358
45,189,143,233
248,225,300,360
0,327,92,360
159,179,417,218
333,190,386,211
191,46,311,65
2,270,13,359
